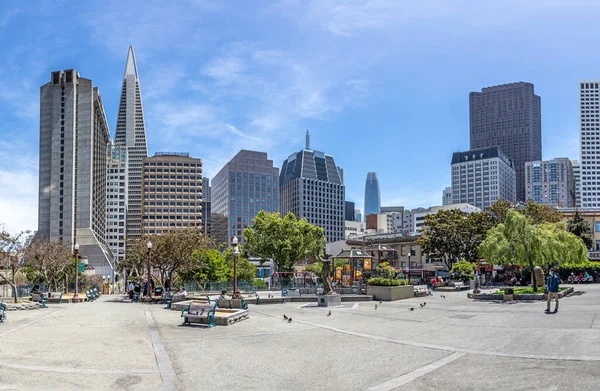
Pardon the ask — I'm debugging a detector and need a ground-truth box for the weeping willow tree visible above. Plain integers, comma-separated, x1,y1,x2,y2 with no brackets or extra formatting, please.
479,210,587,292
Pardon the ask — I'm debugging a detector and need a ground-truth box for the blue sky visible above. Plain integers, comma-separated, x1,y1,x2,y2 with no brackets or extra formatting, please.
0,0,596,234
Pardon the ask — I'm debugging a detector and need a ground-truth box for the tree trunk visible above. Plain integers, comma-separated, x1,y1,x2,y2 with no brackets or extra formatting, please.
11,265,18,304
530,260,537,293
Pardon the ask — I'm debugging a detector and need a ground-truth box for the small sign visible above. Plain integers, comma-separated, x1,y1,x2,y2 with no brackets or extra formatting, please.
78,262,85,273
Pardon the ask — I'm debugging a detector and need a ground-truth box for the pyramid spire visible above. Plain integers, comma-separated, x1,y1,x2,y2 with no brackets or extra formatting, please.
124,46,138,78
305,129,310,150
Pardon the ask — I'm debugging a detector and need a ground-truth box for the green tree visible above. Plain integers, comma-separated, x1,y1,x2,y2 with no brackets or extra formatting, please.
450,260,475,276
179,249,230,286
223,246,256,283
304,262,323,276
485,200,513,226
244,211,326,274
417,210,492,269
567,211,593,250
520,200,562,225
479,210,587,292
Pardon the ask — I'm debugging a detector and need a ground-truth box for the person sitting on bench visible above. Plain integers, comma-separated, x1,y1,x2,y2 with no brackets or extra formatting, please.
218,290,230,301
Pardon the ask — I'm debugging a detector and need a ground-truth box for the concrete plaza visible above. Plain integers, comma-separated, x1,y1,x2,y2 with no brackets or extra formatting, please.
1,284,599,390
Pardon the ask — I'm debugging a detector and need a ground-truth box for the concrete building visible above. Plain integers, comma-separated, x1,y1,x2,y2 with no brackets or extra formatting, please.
344,220,363,239
202,177,211,202
201,177,212,236
404,204,480,236
579,81,600,207
573,160,581,208
113,47,148,250
451,146,516,211
141,153,203,235
364,172,381,217
37,69,113,274
280,131,345,243
366,212,403,234
469,82,542,201
106,142,128,264
345,201,355,221
212,150,279,246
442,186,452,206
525,158,575,207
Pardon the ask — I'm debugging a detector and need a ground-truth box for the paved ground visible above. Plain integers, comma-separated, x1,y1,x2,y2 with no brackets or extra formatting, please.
1,284,599,390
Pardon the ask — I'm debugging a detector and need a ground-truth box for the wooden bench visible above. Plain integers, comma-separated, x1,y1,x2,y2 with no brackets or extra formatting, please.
216,298,248,310
255,290,288,304
0,303,6,323
414,287,431,297
48,292,63,304
181,302,217,328
31,293,48,308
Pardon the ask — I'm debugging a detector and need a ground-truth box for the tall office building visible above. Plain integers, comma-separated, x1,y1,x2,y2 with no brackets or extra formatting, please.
469,82,542,201
106,142,128,264
212,150,279,246
354,209,363,223
451,147,516,210
141,153,202,234
202,177,212,236
114,46,148,250
202,177,211,202
364,172,381,216
280,132,345,242
525,158,575,207
580,81,600,207
573,160,581,208
442,186,453,205
37,69,113,274
344,201,355,221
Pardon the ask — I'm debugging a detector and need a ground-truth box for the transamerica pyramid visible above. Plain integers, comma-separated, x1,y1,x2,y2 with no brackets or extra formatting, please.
114,46,148,251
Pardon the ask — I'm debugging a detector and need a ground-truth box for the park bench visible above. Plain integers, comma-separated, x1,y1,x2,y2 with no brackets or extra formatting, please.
31,293,48,308
85,290,96,302
47,292,63,304
165,293,186,309
181,302,217,328
255,289,288,304
414,287,431,297
0,303,6,323
91,288,101,298
453,282,469,291
216,298,248,310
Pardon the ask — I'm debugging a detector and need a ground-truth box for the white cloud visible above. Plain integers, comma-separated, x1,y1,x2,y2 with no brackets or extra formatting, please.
202,56,246,86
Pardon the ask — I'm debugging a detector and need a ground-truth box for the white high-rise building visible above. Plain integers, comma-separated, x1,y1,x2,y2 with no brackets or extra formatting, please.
573,160,581,208
114,46,148,250
106,142,128,264
37,69,113,274
579,81,600,207
451,146,516,211
442,186,452,205
525,158,575,207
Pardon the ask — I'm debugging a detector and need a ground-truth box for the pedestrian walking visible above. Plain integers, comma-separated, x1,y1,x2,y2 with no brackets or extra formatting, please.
545,268,560,314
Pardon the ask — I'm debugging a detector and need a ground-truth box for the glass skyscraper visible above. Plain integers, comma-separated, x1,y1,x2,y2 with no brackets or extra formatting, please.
364,172,381,217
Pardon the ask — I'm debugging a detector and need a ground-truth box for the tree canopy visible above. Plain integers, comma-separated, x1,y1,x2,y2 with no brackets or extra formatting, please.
244,211,326,273
567,211,593,250
0,229,30,303
24,238,73,292
479,210,587,291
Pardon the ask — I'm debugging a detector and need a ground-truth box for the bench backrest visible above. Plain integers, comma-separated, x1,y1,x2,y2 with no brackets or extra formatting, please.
257,291,283,298
49,292,62,298
31,293,41,302
217,299,246,309
188,302,215,314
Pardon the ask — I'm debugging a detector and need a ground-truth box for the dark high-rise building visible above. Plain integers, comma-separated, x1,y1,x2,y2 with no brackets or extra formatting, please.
344,201,355,221
469,82,541,201
280,131,345,243
364,172,381,217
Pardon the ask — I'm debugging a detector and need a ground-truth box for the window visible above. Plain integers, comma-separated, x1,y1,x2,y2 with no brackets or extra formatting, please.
596,222,600,232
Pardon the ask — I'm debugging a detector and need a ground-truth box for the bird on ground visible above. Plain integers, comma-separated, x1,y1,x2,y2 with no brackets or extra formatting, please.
288,318,293,323
375,304,378,310
420,303,424,308
441,295,446,299
410,307,415,311
327,311,332,317
379,301,383,304
283,314,288,320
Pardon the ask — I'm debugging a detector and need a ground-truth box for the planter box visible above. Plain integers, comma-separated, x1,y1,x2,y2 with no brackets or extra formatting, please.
367,285,414,301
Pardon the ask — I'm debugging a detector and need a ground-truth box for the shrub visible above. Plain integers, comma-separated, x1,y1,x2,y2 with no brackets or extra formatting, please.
367,277,407,287
451,260,475,276
251,278,267,289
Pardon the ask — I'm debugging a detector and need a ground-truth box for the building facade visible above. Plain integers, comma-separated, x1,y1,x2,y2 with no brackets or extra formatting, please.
106,142,128,264
442,186,452,205
579,81,600,207
354,209,363,223
202,177,211,202
525,158,575,207
280,132,345,243
469,82,542,201
451,146,517,210
113,47,149,250
212,150,279,246
344,201,355,221
344,220,363,239
364,172,381,217
37,69,113,273
573,160,581,208
141,153,203,235
559,208,600,256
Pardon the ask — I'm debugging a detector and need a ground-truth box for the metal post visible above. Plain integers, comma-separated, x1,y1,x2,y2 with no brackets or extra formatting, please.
232,236,239,297
147,249,151,299
73,243,80,302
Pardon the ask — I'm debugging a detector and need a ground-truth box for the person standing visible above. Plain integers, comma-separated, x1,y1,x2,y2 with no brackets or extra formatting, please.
546,268,560,314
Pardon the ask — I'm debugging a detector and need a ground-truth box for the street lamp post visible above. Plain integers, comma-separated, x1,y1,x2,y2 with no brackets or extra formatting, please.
232,236,239,298
73,243,80,302
146,241,152,299
407,250,411,285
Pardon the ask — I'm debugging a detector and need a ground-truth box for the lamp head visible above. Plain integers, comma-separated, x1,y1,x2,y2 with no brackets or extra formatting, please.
74,243,80,251
232,236,238,246
147,241,153,250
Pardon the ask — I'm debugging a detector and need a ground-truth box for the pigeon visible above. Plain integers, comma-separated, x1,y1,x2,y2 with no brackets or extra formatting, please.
379,301,383,304
283,314,288,320
441,295,446,299
419,303,424,308
423,302,426,306
374,304,378,310
288,318,293,323
410,307,415,311
327,311,332,317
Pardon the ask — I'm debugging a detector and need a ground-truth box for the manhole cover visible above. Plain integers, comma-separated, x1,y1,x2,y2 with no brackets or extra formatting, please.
449,314,477,320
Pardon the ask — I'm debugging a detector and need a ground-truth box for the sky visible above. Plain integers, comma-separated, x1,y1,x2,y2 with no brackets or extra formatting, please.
0,0,597,234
